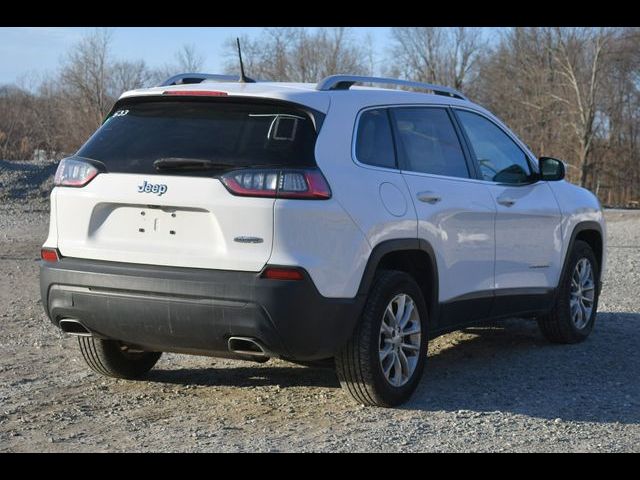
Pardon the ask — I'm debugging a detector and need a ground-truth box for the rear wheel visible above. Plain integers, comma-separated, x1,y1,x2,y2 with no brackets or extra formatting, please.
78,337,161,379
335,270,428,407
538,240,600,343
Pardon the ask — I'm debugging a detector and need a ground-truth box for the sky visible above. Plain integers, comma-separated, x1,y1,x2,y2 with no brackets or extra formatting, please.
0,27,395,86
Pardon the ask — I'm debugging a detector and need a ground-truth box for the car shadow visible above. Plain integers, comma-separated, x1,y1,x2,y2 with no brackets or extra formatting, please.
405,312,640,424
145,312,639,424
147,363,340,389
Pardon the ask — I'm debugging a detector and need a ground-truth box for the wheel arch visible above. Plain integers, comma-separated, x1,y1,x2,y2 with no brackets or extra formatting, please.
357,239,439,324
560,221,604,287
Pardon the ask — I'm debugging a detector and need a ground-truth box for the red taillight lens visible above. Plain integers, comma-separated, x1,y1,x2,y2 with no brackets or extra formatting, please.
54,158,99,187
162,90,228,96
261,267,304,281
41,248,60,262
221,169,331,200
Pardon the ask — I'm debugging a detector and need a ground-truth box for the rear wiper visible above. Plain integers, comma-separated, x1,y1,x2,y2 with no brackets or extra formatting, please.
153,158,236,171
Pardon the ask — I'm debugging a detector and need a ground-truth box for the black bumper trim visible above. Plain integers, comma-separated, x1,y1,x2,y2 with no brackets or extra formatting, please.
40,258,364,361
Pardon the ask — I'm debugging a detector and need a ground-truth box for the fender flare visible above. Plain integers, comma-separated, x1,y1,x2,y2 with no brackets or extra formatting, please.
558,221,604,289
356,238,440,321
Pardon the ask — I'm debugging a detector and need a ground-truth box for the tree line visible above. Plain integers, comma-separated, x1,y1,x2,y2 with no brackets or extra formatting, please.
1,27,638,206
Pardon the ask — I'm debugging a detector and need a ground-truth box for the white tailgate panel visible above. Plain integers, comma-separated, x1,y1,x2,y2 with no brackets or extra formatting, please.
55,173,274,271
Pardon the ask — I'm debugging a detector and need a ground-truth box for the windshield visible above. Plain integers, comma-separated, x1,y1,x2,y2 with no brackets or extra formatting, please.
76,100,318,175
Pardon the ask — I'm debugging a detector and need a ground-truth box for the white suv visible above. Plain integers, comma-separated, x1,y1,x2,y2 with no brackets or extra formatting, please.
40,74,606,407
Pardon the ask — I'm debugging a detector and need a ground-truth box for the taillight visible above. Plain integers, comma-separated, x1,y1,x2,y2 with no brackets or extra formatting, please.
41,248,60,262
221,169,331,200
261,267,304,281
54,158,99,187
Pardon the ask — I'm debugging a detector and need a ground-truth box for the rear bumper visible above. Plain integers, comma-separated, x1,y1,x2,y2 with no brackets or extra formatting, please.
40,258,364,361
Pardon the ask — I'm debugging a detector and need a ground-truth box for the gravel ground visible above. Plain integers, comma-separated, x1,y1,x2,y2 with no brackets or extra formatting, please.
0,162,638,452
0,159,56,206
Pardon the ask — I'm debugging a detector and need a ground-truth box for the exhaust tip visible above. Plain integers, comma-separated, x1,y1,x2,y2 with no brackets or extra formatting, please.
228,337,269,357
59,319,92,337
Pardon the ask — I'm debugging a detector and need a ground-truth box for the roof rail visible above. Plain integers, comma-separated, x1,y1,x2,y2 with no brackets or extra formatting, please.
158,73,240,87
316,75,468,101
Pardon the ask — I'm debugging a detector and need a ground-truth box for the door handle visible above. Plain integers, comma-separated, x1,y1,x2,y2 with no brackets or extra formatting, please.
497,197,516,207
417,191,442,204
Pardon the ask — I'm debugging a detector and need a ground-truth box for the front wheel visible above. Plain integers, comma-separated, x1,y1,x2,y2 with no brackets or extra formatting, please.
335,270,428,407
538,240,600,344
78,337,162,379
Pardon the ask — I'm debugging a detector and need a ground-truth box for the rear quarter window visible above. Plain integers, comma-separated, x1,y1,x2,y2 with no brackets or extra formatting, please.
354,109,397,169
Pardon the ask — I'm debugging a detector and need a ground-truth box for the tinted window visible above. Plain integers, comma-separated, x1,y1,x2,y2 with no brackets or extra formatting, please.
355,109,396,169
77,100,318,175
456,110,532,184
391,108,469,178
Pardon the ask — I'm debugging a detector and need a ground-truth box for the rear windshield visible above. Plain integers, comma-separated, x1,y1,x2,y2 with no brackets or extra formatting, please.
76,100,318,175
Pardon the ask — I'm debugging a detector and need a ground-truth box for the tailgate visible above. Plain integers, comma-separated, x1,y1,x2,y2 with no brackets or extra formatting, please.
55,173,274,271
53,96,322,271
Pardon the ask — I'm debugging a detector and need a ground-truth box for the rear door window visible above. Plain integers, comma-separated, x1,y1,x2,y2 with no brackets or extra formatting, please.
390,107,470,179
77,100,319,176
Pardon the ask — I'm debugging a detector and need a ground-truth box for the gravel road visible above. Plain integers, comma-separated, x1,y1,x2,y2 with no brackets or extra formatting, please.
0,196,638,452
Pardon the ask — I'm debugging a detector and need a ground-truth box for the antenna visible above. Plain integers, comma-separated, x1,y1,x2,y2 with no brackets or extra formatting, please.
236,38,255,83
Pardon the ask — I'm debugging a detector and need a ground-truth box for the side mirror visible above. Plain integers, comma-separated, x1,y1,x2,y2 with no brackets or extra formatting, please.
539,157,565,181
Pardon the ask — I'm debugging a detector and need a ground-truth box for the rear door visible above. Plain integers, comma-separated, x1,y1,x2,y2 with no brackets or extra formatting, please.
54,97,320,271
453,108,563,305
390,106,496,326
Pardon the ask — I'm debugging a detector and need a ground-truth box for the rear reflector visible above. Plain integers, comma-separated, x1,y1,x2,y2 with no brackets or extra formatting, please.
162,90,228,96
41,248,60,262
261,267,304,281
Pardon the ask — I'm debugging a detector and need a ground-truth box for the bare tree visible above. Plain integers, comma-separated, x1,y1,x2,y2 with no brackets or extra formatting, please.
0,85,34,159
387,27,486,92
475,27,640,203
60,28,114,126
175,44,205,72
591,27,640,204
224,28,372,82
1,29,157,160
149,44,206,86
474,28,572,160
110,60,151,96
548,27,617,187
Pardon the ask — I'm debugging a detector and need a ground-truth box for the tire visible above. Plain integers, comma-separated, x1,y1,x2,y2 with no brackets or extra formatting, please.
538,240,600,344
335,270,429,407
78,337,161,379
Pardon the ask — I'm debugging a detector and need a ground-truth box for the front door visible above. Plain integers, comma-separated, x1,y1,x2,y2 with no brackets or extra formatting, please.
454,108,562,314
